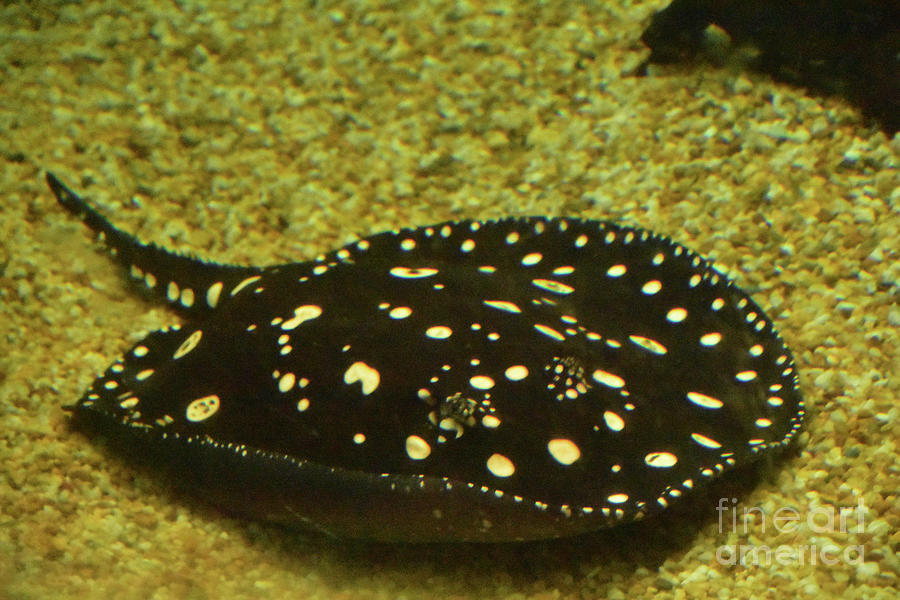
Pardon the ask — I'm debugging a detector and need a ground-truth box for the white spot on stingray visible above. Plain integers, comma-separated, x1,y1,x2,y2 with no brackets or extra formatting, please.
406,435,431,460
521,252,543,266
687,391,723,409
645,452,678,468
344,361,380,395
186,395,220,422
575,234,588,247
173,329,203,359
700,332,722,346
505,231,520,245
483,300,521,313
735,370,758,382
767,396,784,407
353,432,366,444
400,238,416,251
755,417,773,428
389,306,412,319
606,264,626,277
592,369,625,389
666,307,688,323
133,345,149,357
470,375,495,390
547,439,581,465
749,344,764,356
230,275,261,297
691,432,722,449
206,281,224,308
179,287,195,308
603,410,625,432
628,335,667,355
282,305,323,330
641,280,662,295
460,239,475,253
297,398,310,412
278,372,296,393
390,266,438,279
482,415,501,428
553,266,575,276
532,279,574,295
504,365,528,381
166,281,179,302
487,453,515,477
607,493,628,504
426,325,452,339
711,298,725,311
144,272,157,288
119,396,139,410
534,323,565,341
136,369,154,381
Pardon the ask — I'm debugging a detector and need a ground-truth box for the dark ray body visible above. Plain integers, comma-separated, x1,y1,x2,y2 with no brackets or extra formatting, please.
46,173,804,542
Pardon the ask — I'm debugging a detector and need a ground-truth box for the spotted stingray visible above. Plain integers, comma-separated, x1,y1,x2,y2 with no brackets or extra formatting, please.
47,172,804,542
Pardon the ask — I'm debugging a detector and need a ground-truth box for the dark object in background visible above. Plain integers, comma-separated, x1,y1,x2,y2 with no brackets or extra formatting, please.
639,0,900,134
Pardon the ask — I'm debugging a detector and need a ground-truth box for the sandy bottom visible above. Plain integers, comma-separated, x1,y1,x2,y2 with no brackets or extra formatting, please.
1,1,897,598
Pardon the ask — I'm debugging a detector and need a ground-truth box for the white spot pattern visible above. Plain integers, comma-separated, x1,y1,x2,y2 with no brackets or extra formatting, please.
483,300,521,313
173,330,203,359
390,267,439,279
426,325,453,339
687,392,724,409
344,361,380,395
186,395,220,422
470,375,495,390
486,453,515,477
282,305,323,330
645,452,678,468
504,365,528,381
532,279,574,295
547,439,581,465
592,369,625,389
406,435,431,460
206,281,224,308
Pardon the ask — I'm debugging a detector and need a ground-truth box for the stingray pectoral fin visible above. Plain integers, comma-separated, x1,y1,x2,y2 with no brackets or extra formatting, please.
158,439,611,542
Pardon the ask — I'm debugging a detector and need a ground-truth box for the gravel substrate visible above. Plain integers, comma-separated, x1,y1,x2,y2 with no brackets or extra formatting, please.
1,1,897,598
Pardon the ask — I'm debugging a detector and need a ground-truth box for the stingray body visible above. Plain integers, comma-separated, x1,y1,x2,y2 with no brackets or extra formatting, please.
47,173,803,542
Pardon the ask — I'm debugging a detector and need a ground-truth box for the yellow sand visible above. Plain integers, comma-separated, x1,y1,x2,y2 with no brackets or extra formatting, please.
1,1,897,598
